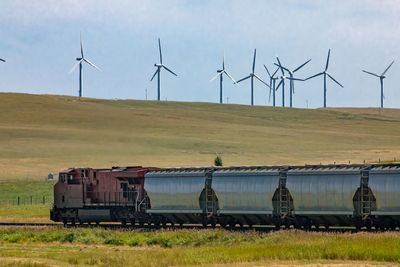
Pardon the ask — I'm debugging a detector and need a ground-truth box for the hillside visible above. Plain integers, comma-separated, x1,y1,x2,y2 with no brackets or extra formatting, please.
2,93,400,180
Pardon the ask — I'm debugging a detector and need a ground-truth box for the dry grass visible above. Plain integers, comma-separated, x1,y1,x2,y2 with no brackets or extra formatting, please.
1,93,400,180
0,229,400,266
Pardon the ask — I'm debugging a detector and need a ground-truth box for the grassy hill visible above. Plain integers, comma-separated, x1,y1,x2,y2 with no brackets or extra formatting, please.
1,93,400,181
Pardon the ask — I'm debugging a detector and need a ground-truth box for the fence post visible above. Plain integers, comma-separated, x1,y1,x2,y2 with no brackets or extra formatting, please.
17,196,20,206
30,196,32,205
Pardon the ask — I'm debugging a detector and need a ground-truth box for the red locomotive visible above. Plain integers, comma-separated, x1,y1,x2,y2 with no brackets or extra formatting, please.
51,166,154,225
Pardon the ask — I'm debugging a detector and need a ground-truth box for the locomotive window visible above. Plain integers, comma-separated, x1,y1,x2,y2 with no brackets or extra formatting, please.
93,172,97,179
59,174,66,183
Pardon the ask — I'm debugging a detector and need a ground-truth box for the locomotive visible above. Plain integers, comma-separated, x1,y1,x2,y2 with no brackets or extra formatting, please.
51,163,400,229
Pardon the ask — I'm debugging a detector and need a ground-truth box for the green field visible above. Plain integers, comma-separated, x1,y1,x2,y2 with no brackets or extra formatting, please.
0,228,399,266
2,92,400,181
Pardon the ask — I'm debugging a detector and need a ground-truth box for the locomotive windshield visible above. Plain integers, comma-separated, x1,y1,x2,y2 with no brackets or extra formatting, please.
59,173,73,183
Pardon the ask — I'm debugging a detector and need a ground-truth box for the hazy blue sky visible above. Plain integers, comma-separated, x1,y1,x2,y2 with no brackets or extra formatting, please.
1,0,400,108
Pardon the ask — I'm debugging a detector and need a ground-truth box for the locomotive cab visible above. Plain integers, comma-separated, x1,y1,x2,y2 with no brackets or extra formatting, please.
50,168,90,222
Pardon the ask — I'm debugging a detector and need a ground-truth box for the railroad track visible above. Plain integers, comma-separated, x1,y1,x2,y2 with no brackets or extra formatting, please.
0,222,382,232
0,222,60,227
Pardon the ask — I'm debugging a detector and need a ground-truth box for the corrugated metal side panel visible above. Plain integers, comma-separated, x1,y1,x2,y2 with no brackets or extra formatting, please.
369,169,400,213
212,172,279,213
286,172,360,213
144,175,206,211
146,167,210,177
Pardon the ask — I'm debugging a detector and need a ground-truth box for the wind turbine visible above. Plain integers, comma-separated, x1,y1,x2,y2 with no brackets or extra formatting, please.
150,38,177,101
69,33,101,98
264,65,279,107
210,54,236,104
362,61,394,108
306,49,343,108
274,58,311,108
235,49,269,106
274,59,288,107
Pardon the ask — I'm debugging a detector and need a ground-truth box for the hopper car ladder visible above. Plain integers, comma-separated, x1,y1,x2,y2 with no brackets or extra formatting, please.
360,170,372,218
278,171,291,218
205,177,214,215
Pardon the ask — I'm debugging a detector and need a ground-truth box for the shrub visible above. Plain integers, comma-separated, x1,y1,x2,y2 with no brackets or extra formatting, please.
214,156,223,166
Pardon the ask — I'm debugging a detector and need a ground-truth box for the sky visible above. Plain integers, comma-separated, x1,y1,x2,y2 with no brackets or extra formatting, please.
0,0,400,108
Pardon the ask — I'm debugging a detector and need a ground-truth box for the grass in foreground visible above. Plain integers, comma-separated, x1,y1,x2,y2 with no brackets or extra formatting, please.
0,205,51,223
2,93,400,180
0,228,400,266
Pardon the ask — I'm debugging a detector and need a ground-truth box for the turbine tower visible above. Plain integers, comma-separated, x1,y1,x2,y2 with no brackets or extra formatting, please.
274,62,288,107
362,61,394,108
70,33,101,98
235,49,269,106
306,49,343,108
150,38,177,101
264,65,279,107
275,57,311,108
210,54,236,104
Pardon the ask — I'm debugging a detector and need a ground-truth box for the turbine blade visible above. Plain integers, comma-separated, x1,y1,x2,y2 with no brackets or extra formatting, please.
158,38,162,64
69,59,83,73
235,75,251,84
264,65,271,78
268,86,272,102
83,58,101,71
254,74,270,87
150,68,159,81
210,72,222,82
293,59,311,73
305,72,324,80
325,49,331,71
275,79,283,90
252,49,256,73
0,58,5,62
362,70,380,78
274,63,290,73
80,32,84,58
287,77,304,81
381,60,394,76
327,73,343,88
276,57,284,75
272,67,279,77
162,65,177,76
224,71,236,83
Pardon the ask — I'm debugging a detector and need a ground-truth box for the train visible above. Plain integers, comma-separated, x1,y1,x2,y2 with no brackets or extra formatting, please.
50,163,400,229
